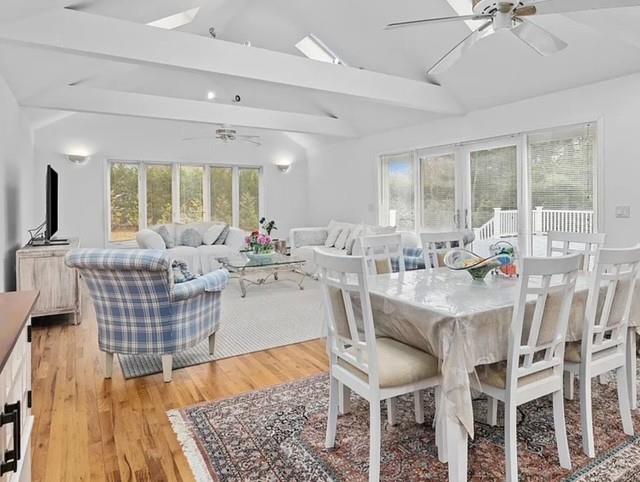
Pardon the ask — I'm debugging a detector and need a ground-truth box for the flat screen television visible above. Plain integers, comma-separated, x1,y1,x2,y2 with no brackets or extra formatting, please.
45,164,58,241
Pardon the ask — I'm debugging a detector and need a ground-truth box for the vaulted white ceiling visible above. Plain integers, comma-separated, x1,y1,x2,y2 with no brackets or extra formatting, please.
1,0,640,153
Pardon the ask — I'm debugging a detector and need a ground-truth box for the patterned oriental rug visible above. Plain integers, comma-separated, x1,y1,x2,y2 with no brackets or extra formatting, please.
168,373,640,481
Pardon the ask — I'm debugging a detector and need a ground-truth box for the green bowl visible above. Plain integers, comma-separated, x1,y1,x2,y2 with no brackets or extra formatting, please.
467,264,495,280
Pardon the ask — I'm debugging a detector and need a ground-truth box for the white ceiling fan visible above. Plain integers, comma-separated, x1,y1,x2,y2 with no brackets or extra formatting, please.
182,125,262,146
386,0,640,84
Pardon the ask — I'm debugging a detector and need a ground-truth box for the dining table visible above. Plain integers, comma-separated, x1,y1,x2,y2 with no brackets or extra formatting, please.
366,267,640,482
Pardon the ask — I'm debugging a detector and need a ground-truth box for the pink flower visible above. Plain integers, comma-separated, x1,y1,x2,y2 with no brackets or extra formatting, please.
264,235,272,244
257,234,267,245
245,236,251,244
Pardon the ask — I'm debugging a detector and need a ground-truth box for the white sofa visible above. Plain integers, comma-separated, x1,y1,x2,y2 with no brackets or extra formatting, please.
136,222,245,274
289,220,419,275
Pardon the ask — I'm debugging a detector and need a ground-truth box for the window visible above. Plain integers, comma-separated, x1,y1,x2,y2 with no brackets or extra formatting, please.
210,167,233,225
470,145,518,229
107,161,262,243
180,165,204,224
419,151,456,230
238,167,261,232
380,152,415,230
146,164,172,226
109,163,139,242
528,124,595,232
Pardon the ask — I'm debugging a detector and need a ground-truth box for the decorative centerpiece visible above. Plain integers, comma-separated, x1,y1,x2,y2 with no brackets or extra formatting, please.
444,242,516,281
245,217,277,261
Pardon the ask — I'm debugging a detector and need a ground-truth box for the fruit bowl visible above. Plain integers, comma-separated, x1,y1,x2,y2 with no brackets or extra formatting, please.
443,248,514,281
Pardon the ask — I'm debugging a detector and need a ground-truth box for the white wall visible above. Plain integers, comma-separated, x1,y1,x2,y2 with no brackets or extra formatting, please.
308,71,640,247
33,118,309,247
0,75,34,291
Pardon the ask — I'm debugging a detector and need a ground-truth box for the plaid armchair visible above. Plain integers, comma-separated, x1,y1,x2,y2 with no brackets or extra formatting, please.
65,249,229,382
391,247,426,272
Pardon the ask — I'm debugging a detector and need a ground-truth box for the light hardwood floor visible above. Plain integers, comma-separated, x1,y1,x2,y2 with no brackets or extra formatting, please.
31,293,328,481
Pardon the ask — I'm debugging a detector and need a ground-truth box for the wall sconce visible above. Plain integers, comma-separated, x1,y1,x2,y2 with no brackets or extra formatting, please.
275,161,292,173
67,154,90,166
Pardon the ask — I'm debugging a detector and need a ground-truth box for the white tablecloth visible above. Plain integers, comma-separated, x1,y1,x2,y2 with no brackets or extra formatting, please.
366,269,639,437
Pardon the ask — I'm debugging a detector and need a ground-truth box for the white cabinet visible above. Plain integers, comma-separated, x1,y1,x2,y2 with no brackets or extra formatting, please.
16,239,80,324
0,292,37,482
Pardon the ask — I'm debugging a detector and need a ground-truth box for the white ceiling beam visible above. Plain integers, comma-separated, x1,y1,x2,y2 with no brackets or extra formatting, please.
20,86,357,137
0,9,464,115
563,12,640,50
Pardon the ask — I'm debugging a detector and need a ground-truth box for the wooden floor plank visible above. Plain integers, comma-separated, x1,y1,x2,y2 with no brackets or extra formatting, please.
31,291,328,481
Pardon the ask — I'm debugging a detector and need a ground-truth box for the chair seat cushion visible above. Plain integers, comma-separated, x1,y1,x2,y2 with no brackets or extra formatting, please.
338,338,439,389
477,361,554,389
565,341,582,363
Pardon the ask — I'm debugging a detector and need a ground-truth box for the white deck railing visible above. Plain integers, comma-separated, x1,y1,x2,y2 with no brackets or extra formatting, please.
474,207,595,241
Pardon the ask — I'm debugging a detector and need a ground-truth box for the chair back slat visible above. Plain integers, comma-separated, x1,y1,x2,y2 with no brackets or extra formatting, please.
546,231,606,271
315,249,380,387
582,245,640,361
507,254,582,389
420,231,465,269
360,233,405,274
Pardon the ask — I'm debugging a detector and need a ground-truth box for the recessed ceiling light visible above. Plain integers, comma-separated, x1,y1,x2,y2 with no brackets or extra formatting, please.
207,91,216,100
295,34,346,66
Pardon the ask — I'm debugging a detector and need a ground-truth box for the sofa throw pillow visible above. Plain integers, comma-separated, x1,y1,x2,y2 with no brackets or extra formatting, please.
334,226,351,250
180,228,203,247
172,260,196,283
137,229,165,250
153,225,174,248
324,226,343,247
345,224,364,255
214,224,230,245
203,224,226,245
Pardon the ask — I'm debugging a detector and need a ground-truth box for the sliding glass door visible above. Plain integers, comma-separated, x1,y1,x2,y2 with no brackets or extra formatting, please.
418,150,457,231
378,122,598,256
460,141,522,257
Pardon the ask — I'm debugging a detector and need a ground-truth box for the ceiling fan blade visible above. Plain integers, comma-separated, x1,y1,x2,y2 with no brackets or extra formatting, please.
516,0,640,16
427,20,493,82
385,14,492,30
512,20,568,56
242,138,262,146
182,136,213,141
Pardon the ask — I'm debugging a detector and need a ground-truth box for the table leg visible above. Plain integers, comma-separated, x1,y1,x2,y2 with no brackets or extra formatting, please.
627,327,637,410
445,411,468,482
239,270,247,298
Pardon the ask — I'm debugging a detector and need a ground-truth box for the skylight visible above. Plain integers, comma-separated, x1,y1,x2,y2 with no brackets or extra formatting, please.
295,34,347,66
147,7,200,30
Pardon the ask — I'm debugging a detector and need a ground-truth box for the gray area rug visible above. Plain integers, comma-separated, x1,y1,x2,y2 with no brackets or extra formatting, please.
118,274,325,379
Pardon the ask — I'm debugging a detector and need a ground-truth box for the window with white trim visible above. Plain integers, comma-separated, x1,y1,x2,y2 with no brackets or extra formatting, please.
107,161,262,242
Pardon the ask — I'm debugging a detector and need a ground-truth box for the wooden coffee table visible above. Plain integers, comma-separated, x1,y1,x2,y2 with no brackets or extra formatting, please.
218,253,307,298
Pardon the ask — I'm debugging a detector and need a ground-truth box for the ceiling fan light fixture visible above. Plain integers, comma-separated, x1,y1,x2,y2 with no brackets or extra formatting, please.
206,91,216,100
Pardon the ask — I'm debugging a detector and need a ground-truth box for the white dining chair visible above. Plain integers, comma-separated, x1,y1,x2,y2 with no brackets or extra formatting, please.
546,231,606,271
315,250,442,482
420,231,465,269
481,253,582,482
547,231,608,393
563,245,640,458
360,233,405,275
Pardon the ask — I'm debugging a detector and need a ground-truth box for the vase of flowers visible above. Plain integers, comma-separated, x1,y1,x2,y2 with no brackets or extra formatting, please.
245,217,277,260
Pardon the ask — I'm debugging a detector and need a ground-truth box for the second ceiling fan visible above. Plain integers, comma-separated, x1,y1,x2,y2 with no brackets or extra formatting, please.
386,0,640,83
